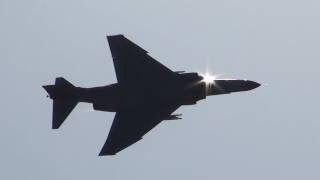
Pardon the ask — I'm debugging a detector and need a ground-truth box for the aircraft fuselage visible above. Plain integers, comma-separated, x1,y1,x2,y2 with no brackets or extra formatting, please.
69,72,259,113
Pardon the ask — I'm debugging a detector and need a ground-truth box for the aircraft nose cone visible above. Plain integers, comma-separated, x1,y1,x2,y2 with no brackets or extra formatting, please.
247,80,261,90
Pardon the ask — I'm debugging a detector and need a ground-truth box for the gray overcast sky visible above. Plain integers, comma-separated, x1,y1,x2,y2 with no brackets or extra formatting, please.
1,0,320,179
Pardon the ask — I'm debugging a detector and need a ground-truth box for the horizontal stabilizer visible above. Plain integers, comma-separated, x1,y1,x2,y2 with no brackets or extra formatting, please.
52,98,77,129
43,77,78,129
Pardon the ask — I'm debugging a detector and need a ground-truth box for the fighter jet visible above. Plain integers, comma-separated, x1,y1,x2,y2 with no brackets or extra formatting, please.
43,35,260,156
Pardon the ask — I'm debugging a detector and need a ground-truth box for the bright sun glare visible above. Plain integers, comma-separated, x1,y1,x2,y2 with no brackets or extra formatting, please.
201,73,217,83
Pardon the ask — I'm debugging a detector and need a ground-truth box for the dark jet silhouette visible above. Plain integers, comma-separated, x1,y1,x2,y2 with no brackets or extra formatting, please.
43,35,260,156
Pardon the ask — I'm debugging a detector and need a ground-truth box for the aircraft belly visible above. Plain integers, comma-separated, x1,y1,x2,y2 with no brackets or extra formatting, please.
119,85,178,108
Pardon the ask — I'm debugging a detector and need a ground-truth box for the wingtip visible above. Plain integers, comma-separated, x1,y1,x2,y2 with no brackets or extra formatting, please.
106,34,124,39
98,144,117,156
98,150,116,156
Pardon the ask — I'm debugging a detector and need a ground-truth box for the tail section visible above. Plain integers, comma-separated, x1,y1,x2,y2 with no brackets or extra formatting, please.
43,77,78,129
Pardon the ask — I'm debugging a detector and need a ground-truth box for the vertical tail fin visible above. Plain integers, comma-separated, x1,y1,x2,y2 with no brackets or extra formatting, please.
43,77,78,129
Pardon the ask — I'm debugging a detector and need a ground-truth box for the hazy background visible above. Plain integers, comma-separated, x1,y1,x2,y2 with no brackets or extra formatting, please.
1,0,320,179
